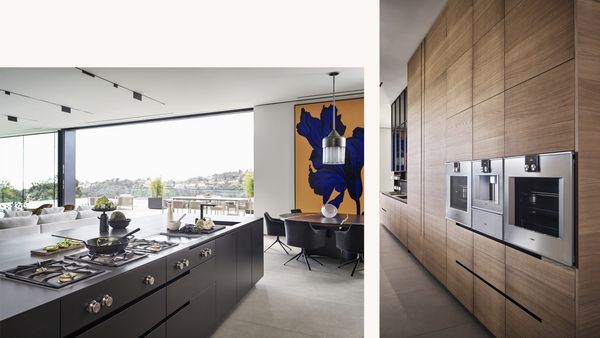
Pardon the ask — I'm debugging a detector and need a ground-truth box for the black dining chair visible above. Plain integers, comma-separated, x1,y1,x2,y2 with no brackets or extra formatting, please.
335,225,364,276
264,212,292,255
283,219,327,271
290,208,302,214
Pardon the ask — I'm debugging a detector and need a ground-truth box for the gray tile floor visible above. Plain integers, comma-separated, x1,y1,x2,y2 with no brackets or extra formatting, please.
213,235,364,338
380,225,492,338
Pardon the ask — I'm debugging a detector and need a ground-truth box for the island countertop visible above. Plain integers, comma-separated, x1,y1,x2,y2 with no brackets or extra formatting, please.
0,213,261,323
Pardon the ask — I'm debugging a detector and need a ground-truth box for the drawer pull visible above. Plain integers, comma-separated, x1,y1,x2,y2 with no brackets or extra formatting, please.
86,300,102,314
175,259,190,270
144,275,155,285
101,294,113,307
200,248,213,257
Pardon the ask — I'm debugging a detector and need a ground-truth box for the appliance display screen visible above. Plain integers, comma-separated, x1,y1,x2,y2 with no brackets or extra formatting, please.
476,175,498,203
514,177,560,237
450,176,468,212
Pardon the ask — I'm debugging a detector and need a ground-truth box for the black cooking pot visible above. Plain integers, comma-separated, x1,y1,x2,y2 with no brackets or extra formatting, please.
53,228,140,255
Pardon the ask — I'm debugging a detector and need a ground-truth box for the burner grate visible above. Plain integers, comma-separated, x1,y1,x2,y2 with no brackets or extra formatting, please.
1,259,104,288
127,238,178,253
65,250,148,267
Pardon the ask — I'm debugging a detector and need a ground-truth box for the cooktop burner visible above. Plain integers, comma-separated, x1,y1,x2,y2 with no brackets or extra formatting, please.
65,250,148,267
127,238,178,253
1,259,104,289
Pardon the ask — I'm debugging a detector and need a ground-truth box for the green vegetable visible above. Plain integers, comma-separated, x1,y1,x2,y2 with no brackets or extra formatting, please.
96,237,116,246
94,195,116,209
44,245,59,252
110,211,127,221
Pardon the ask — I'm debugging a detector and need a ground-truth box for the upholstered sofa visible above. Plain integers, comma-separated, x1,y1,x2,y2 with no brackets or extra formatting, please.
0,206,102,241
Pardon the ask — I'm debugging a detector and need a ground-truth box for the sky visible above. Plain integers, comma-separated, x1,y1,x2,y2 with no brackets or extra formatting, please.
0,112,253,189
76,112,254,182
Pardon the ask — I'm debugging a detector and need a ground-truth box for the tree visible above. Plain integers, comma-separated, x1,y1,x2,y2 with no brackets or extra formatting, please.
26,179,56,201
242,172,254,198
0,181,20,203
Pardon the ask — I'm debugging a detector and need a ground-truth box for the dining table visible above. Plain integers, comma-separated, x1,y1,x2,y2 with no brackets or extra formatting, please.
279,212,364,259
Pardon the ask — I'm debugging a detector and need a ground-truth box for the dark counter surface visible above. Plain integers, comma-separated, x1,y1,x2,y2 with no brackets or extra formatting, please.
0,214,261,322
381,191,407,203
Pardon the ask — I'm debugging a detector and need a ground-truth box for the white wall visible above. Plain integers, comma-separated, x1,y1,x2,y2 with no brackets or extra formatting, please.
380,126,393,191
254,102,295,218
253,95,363,218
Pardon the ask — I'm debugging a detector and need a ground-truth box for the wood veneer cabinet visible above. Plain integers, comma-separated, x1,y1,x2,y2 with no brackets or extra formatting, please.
474,279,506,338
506,247,576,337
473,0,504,44
446,0,473,69
504,59,575,156
446,220,474,312
445,108,472,162
407,43,424,262
472,93,504,159
446,48,472,118
505,0,574,89
473,233,505,291
473,19,504,105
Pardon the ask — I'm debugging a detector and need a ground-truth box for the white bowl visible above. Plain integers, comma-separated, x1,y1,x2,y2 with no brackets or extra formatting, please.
321,203,338,218
167,221,181,231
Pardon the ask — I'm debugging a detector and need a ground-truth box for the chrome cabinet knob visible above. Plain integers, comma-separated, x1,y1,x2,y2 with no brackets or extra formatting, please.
144,275,155,285
176,261,185,270
86,300,101,314
183,258,190,267
200,248,212,257
530,164,536,171
101,294,113,307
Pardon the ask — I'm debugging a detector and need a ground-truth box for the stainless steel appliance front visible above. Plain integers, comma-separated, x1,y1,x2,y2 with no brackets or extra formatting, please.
471,159,503,239
445,161,471,226
504,152,575,266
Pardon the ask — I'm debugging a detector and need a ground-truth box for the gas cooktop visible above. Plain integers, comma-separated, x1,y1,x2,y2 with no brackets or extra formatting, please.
65,250,148,267
127,238,178,253
1,259,104,289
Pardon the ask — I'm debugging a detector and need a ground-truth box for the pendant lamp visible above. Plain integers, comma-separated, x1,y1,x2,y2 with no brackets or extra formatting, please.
322,72,346,165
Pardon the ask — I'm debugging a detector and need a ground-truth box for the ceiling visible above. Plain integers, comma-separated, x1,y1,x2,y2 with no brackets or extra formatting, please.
380,0,447,126
0,68,363,137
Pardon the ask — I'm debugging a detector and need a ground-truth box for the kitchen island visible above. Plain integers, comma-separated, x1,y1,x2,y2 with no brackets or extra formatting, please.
0,214,264,338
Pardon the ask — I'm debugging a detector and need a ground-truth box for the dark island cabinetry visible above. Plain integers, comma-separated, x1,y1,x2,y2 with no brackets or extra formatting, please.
0,217,263,338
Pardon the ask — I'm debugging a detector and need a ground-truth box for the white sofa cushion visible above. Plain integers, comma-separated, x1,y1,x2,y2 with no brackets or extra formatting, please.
77,209,100,219
37,210,78,224
0,215,40,229
41,207,65,215
77,205,92,211
3,210,33,217
40,216,98,233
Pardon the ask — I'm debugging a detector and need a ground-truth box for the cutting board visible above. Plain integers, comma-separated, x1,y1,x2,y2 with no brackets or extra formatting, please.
31,243,84,256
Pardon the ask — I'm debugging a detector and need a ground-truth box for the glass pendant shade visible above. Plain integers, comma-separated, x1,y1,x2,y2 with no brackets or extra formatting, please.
322,130,346,165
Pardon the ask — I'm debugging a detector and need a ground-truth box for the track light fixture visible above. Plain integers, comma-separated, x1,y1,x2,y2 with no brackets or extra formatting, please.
4,91,10,95
61,106,71,113
76,68,164,105
7,115,17,122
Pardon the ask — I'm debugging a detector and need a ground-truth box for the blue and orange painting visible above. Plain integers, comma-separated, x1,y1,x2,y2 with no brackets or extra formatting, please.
294,98,364,215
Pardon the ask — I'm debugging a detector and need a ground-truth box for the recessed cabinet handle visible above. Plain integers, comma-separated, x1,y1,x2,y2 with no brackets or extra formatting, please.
86,300,101,314
101,294,113,307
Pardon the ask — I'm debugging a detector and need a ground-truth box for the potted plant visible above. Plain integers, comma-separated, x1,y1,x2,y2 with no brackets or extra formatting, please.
148,178,166,209
242,171,254,214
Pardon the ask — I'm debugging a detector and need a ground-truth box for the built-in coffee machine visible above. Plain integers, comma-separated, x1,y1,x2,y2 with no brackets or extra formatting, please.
471,158,504,240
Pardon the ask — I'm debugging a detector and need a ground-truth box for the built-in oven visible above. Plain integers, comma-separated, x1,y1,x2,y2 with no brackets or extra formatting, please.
445,161,471,226
504,152,575,266
472,159,503,240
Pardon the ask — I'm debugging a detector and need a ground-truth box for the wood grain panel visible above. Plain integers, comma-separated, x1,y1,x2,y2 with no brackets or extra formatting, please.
407,44,423,262
504,0,521,14
576,254,600,337
474,278,506,337
505,60,575,156
505,0,574,89
506,247,576,337
446,0,473,68
473,232,505,291
473,93,504,159
473,0,504,44
425,7,448,83
473,20,504,105
446,48,472,118
577,0,600,58
445,108,472,162
506,299,548,338
446,220,474,311
423,213,447,285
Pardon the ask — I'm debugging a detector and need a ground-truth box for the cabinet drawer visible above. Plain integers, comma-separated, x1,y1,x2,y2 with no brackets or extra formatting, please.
166,240,215,280
167,257,216,315
61,258,166,336
143,323,165,338
473,232,505,291
78,288,166,338
166,284,216,338
474,278,505,338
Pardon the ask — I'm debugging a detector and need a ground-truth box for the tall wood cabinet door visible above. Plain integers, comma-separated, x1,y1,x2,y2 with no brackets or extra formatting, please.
446,47,472,118
445,108,472,162
474,279,506,338
505,59,575,156
473,93,504,160
505,247,576,337
473,19,504,105
425,8,447,84
398,201,408,246
446,0,473,68
473,0,504,44
505,0,574,89
423,214,447,285
446,220,474,312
